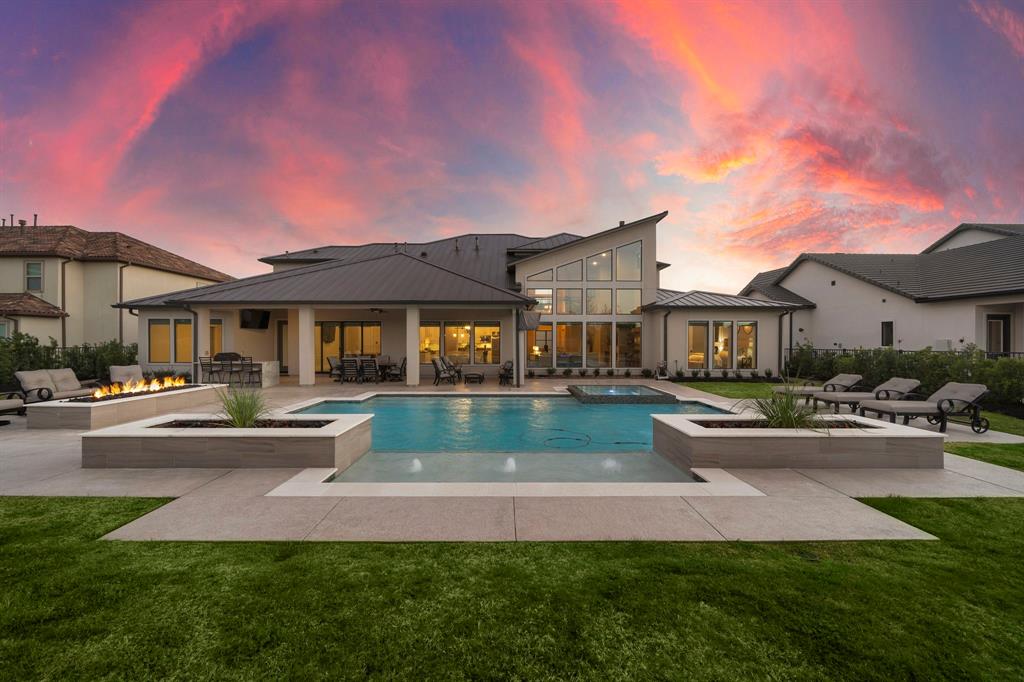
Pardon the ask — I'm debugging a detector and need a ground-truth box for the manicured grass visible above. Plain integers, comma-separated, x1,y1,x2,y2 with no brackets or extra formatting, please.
3,497,1024,678
682,380,774,399
945,443,1024,472
982,411,1024,437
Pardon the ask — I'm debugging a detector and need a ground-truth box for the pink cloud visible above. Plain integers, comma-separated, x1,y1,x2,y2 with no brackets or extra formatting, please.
970,0,1024,59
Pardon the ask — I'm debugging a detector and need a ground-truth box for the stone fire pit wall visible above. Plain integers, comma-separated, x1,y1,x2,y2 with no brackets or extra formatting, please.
652,414,945,470
27,385,224,430
81,414,372,469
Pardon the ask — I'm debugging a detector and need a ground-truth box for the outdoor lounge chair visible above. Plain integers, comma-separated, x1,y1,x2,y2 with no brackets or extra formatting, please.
110,364,144,385
441,356,462,380
327,356,343,382
360,357,380,383
384,357,406,382
812,377,921,413
341,358,360,382
14,369,100,402
498,360,514,386
432,358,456,385
858,382,990,433
0,390,26,425
772,373,863,404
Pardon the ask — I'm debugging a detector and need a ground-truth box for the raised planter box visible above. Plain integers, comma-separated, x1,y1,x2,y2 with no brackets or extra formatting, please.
81,413,372,469
27,384,225,430
653,414,944,470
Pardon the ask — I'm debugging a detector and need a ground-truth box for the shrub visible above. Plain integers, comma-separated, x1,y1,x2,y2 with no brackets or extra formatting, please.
577,368,588,377
0,333,138,386
675,369,685,379
641,368,653,378
702,369,711,378
605,369,614,377
748,388,828,430
750,370,759,379
764,368,773,378
217,388,269,428
623,369,632,377
562,368,573,377
720,369,730,379
592,368,601,377
690,369,699,378
526,369,535,379
546,367,556,376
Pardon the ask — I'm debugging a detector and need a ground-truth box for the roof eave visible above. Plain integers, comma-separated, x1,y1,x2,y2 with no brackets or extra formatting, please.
508,211,668,267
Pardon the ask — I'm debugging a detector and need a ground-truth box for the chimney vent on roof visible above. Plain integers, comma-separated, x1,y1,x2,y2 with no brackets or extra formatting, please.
33,214,37,226
393,242,398,252
619,220,625,226
455,238,460,252
474,236,479,251
18,219,27,227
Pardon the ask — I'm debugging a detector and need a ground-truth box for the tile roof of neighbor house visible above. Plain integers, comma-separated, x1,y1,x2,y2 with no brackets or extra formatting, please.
739,268,817,307
119,252,535,308
0,225,232,282
648,289,799,310
0,292,67,317
742,226,1024,303
921,222,1024,253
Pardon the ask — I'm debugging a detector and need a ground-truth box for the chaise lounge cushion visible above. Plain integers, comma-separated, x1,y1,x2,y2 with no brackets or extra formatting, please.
859,382,987,416
773,373,862,396
15,370,57,401
0,397,24,413
110,365,144,385
49,368,84,392
814,377,921,405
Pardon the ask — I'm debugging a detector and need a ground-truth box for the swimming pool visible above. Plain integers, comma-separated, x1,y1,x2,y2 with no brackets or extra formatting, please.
293,395,728,453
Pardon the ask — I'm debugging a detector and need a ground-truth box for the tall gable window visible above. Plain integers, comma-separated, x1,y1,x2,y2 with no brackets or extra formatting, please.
527,288,552,314
586,251,612,280
25,262,43,292
615,241,642,281
556,289,582,315
556,260,582,281
527,269,552,281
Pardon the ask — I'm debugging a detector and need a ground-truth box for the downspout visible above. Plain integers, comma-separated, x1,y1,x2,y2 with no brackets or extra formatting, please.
662,310,672,363
788,311,794,373
59,258,72,346
117,263,130,343
777,312,787,375
514,307,521,387
183,303,199,382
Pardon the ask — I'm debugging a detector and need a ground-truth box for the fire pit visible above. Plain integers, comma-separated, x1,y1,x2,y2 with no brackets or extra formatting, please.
27,382,224,430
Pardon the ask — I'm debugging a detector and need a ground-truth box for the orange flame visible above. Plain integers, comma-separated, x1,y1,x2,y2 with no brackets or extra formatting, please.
92,376,186,399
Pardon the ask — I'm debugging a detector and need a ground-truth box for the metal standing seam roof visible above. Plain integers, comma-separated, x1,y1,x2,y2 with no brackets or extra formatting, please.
646,289,799,310
118,252,536,308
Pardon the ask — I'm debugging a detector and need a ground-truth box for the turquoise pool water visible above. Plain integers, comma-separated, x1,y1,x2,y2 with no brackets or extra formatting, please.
571,385,665,396
295,395,727,453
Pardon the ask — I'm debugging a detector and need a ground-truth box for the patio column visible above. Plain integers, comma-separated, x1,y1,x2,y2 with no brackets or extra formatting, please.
192,306,211,383
405,306,420,386
297,306,316,386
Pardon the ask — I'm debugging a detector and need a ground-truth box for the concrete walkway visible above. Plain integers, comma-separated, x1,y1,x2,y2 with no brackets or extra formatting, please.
2,377,1023,542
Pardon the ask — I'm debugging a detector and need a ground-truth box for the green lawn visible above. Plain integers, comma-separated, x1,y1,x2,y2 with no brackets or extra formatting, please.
945,443,1024,472
3,497,1024,678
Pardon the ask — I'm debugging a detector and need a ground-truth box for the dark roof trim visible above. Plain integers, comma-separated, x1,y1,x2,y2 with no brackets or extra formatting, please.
507,211,669,267
921,223,1024,254
644,289,800,311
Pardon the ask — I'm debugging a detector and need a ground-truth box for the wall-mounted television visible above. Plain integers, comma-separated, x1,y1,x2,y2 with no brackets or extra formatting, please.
239,309,271,330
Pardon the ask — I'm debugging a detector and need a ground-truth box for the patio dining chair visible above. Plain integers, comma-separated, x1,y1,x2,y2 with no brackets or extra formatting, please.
360,357,380,384
498,360,514,386
240,357,262,387
327,356,343,382
340,358,360,382
198,357,219,383
384,357,406,382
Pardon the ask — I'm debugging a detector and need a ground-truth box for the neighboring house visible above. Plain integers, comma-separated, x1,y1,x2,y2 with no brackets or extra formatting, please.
121,211,800,385
740,223,1024,356
0,223,232,346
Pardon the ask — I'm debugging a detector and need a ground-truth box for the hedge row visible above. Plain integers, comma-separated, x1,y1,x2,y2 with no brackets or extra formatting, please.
785,344,1024,408
0,332,138,387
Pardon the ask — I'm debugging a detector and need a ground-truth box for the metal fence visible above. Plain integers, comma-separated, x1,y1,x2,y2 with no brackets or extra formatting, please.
785,348,1024,361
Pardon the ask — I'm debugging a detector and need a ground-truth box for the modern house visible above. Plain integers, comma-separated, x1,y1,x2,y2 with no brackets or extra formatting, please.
121,212,800,384
0,222,232,345
741,223,1024,356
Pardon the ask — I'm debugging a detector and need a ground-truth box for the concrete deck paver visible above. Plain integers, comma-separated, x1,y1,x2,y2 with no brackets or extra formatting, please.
104,495,342,541
795,467,1023,498
514,496,724,541
685,496,936,541
5,467,230,498
306,496,515,541
725,468,848,498
943,453,1024,494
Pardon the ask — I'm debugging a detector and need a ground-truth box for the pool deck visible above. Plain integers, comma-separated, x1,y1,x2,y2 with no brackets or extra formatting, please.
2,377,1023,542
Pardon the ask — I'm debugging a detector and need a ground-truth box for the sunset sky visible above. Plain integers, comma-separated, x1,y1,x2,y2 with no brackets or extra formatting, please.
2,0,1023,291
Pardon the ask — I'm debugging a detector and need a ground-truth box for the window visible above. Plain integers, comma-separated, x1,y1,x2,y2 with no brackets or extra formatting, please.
585,289,612,315
586,322,612,367
362,323,381,356
615,322,641,367
615,241,642,281
25,262,43,292
687,321,708,369
556,260,582,281
616,289,642,315
712,321,733,369
881,321,894,347
317,322,341,372
474,323,500,364
556,322,583,367
528,288,552,315
0,322,9,338
737,322,757,369
556,289,582,315
419,323,441,363
444,322,472,365
587,250,612,280
527,269,552,281
210,319,223,356
148,320,170,363
527,324,552,368
174,319,192,363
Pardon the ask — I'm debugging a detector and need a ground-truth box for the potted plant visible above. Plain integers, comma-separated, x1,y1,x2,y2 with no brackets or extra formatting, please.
605,369,614,377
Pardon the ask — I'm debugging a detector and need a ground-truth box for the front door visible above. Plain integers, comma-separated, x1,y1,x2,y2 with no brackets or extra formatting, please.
986,314,1011,355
